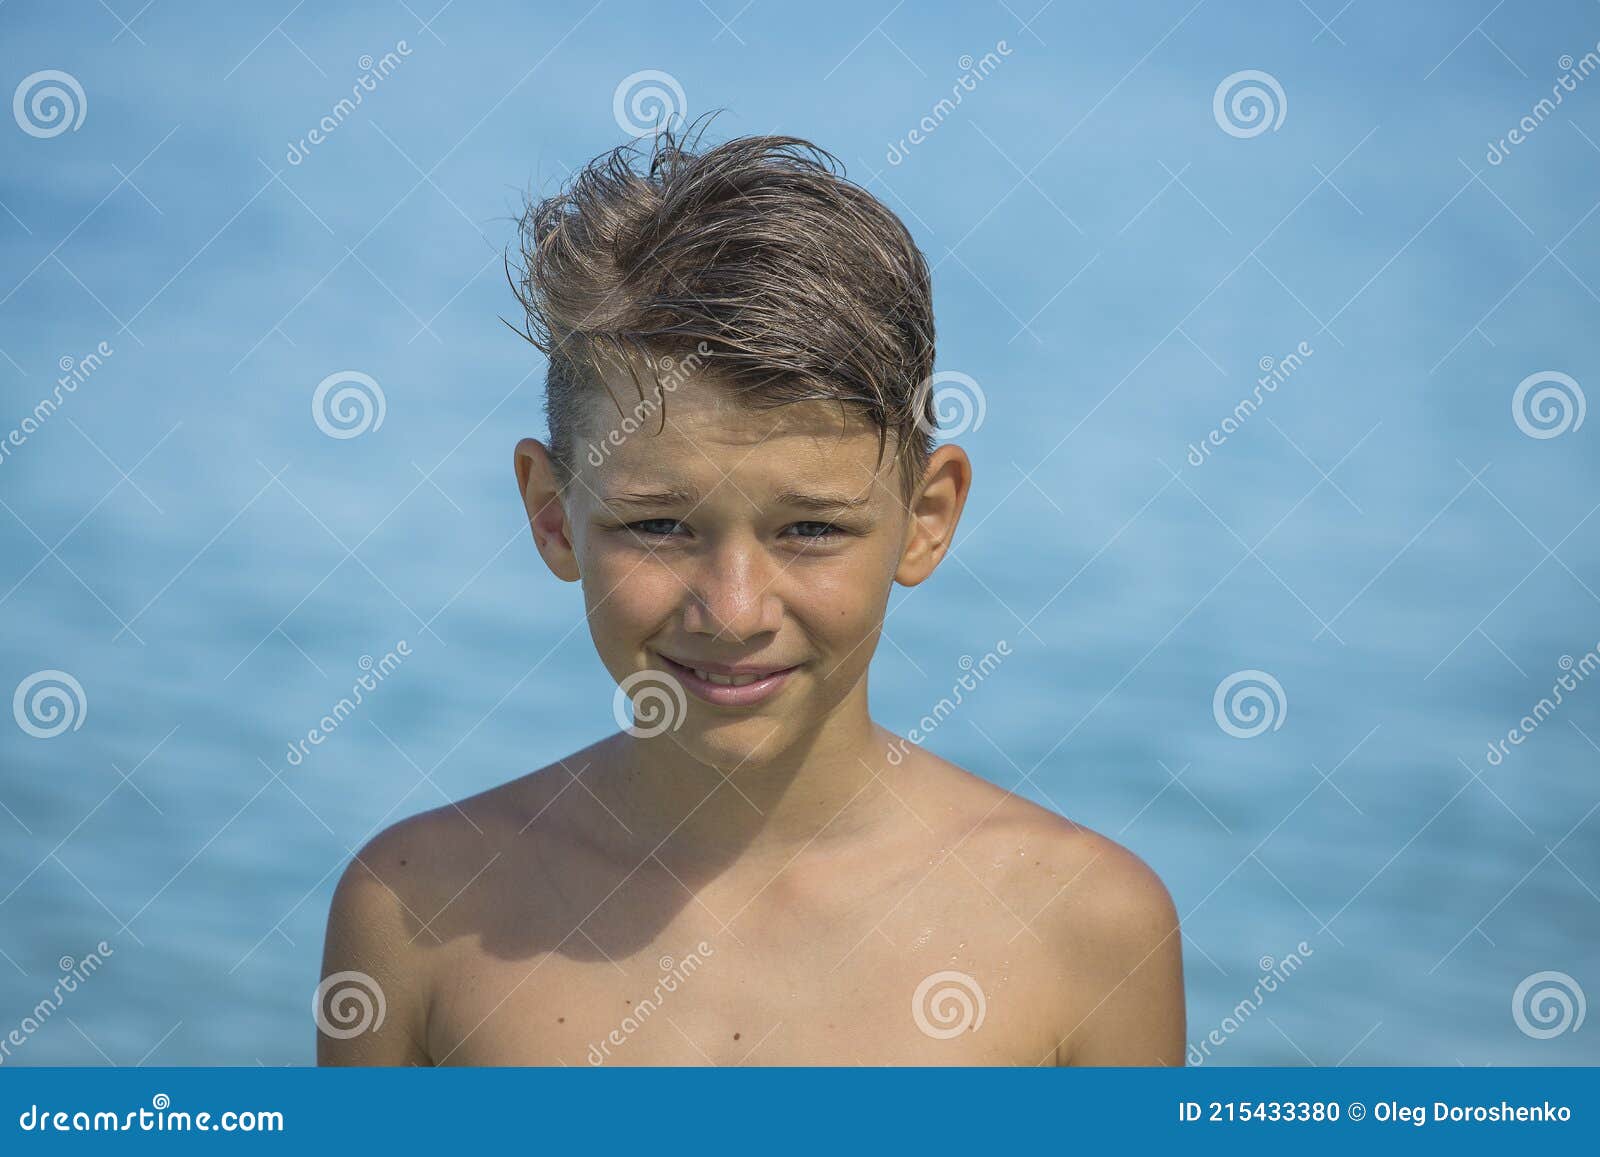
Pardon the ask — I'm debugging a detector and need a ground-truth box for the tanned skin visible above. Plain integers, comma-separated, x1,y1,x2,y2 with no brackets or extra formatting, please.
318,365,1185,1066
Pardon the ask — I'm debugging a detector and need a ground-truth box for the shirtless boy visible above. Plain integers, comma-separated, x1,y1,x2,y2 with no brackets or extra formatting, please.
317,119,1185,1066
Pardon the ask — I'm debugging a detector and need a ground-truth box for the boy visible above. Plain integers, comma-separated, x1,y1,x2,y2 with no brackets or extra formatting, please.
318,119,1184,1066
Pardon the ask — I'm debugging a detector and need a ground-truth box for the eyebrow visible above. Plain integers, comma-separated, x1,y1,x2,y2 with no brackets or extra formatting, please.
599,486,871,513
601,487,698,509
774,487,872,513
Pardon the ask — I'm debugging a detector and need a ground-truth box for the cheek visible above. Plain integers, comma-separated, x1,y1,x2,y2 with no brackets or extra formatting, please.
792,557,893,641
582,547,682,630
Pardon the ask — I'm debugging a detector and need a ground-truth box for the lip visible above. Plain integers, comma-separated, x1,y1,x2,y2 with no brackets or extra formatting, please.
656,653,800,707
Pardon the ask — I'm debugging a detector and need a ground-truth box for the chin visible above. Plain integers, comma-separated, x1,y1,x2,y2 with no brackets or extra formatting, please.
658,713,796,773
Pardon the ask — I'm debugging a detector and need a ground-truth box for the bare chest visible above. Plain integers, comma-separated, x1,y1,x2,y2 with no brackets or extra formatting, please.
423,865,1065,1066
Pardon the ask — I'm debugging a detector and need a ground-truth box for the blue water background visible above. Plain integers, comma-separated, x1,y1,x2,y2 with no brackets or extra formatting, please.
1,0,1598,1064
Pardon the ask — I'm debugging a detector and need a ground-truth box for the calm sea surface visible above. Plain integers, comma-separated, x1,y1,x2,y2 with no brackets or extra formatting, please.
2,0,1598,1066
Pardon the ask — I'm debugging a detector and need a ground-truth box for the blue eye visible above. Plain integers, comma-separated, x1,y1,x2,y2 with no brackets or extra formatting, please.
620,519,847,542
788,522,840,540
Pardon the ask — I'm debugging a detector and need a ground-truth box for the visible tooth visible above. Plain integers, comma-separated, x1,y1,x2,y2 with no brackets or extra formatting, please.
695,669,762,687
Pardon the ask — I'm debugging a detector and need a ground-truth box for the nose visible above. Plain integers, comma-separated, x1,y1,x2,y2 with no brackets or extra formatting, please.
680,537,783,643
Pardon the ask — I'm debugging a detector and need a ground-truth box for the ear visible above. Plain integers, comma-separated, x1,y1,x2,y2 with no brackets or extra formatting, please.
514,437,582,582
895,443,972,587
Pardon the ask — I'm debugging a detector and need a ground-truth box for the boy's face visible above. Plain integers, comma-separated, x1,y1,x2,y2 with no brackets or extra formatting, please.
516,362,966,772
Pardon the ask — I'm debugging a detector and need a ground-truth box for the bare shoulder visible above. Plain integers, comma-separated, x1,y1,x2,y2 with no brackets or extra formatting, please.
918,749,1175,918
918,753,1185,1065
317,754,586,1065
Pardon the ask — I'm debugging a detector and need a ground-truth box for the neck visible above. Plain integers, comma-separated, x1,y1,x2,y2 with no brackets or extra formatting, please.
587,683,903,869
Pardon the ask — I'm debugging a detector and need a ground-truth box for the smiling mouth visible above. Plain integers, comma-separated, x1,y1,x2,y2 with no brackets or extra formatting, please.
654,653,801,704
658,654,799,685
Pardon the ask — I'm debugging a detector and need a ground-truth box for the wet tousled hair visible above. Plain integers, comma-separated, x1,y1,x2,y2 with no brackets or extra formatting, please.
508,112,938,506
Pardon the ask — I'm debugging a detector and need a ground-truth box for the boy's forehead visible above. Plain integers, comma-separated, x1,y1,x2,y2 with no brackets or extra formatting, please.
580,367,893,495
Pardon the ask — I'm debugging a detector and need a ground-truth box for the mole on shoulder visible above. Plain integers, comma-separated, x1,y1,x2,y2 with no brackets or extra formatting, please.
733,1032,741,1040
399,859,408,866
557,1017,565,1023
